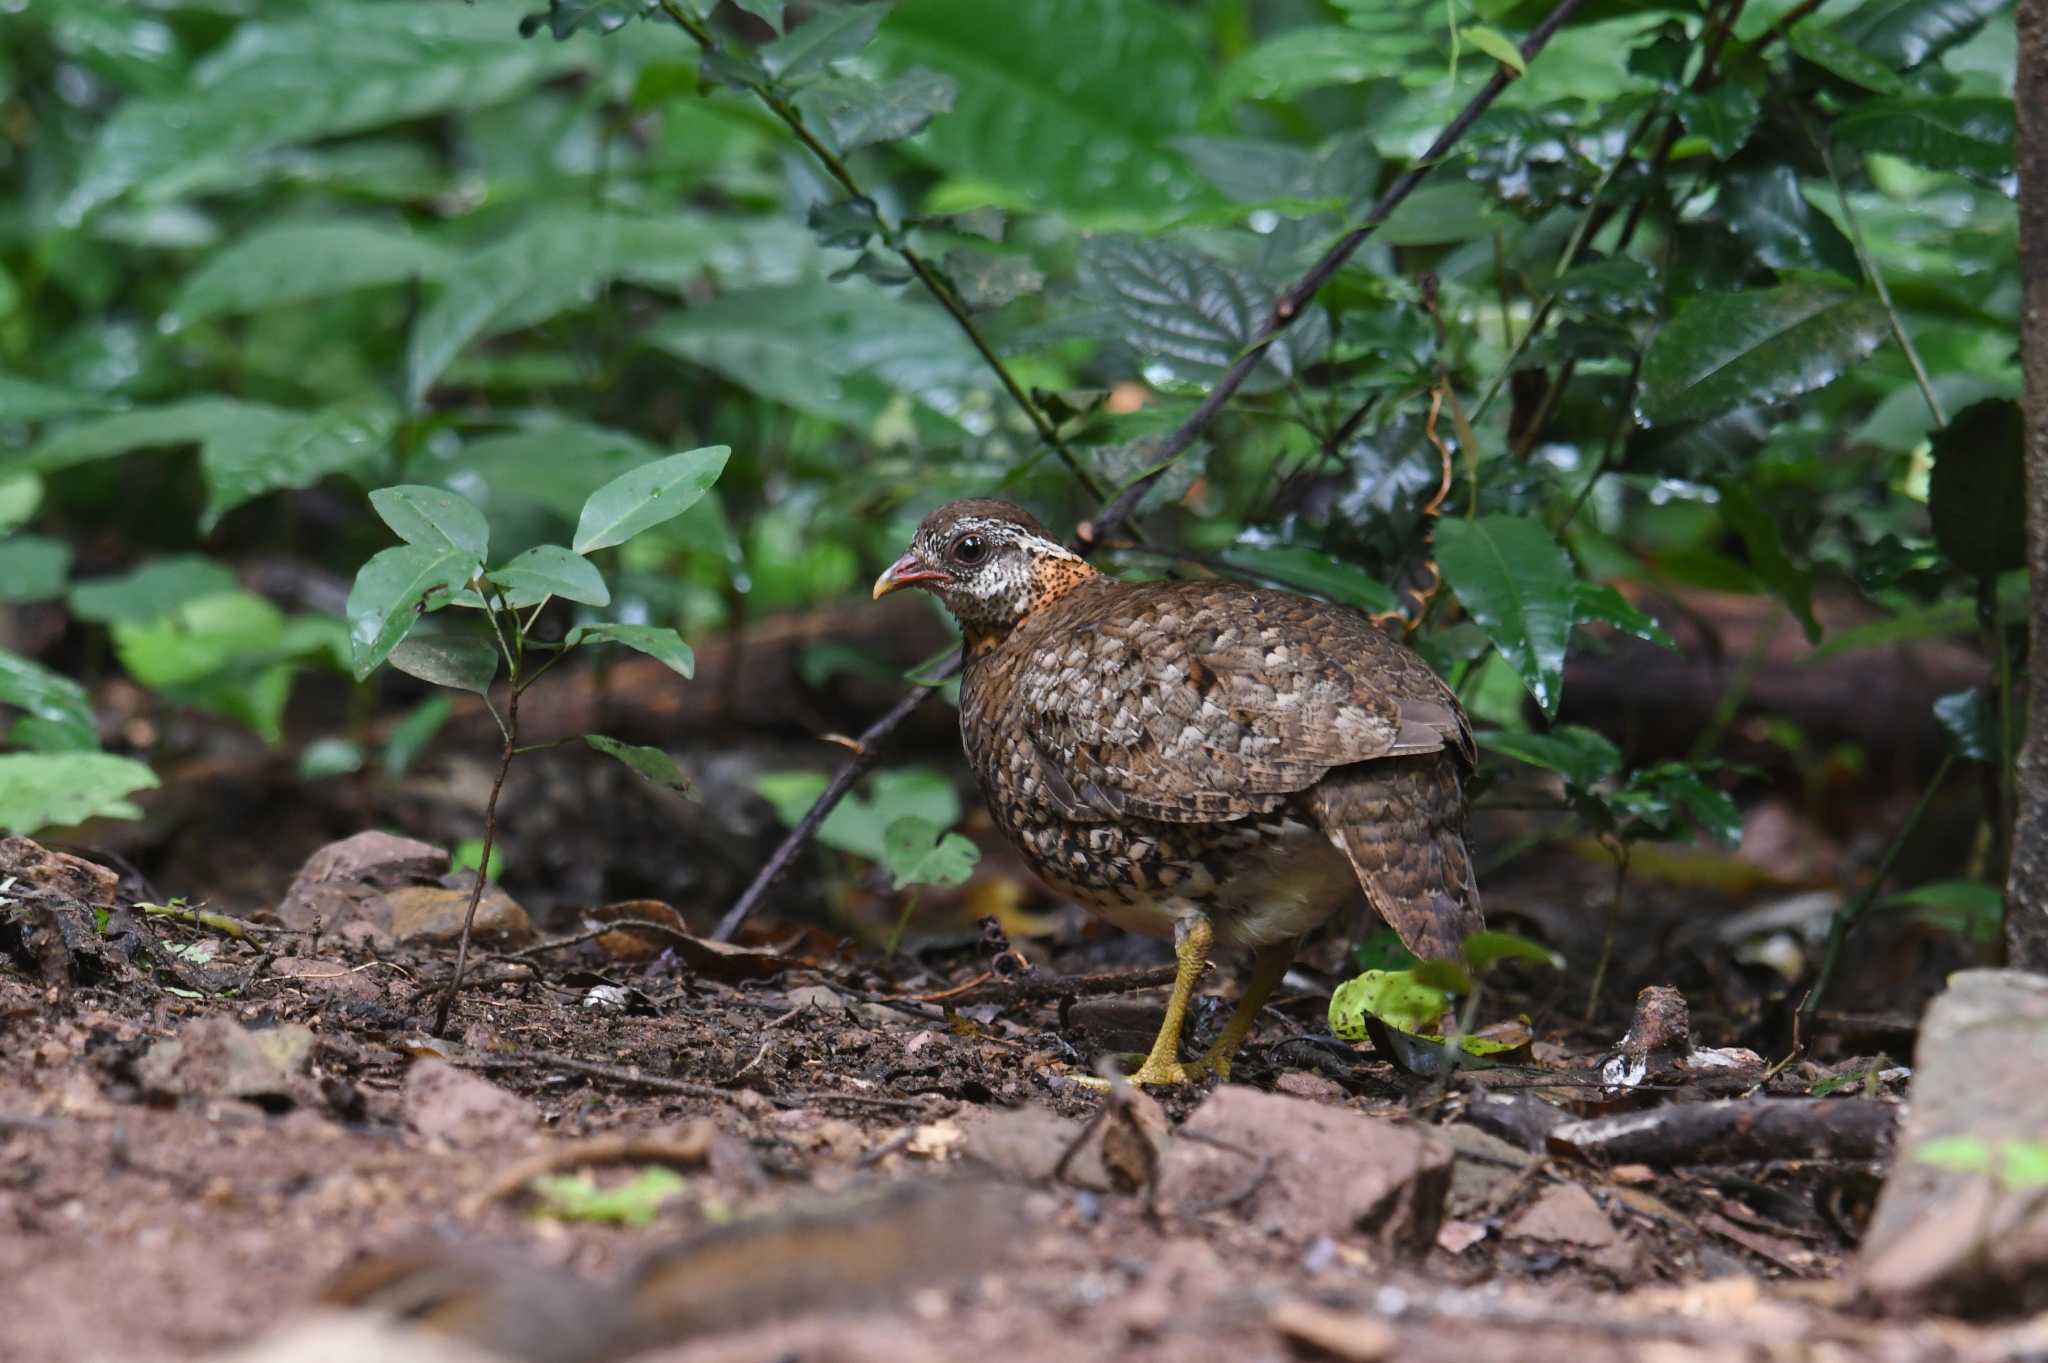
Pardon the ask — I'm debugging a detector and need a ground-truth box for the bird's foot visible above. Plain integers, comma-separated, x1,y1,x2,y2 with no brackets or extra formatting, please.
1068,1056,1212,1090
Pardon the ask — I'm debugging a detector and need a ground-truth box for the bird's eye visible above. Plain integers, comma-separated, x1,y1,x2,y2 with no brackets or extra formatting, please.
950,533,989,566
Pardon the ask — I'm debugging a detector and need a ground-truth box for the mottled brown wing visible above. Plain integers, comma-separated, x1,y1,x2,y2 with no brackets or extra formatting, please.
1014,580,1471,824
1310,753,1482,960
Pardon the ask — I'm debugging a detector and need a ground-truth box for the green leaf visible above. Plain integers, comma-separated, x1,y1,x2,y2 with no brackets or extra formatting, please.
1933,687,1998,762
881,815,980,889
733,0,786,31
0,536,71,603
384,694,455,778
753,766,959,861
1435,516,1576,718
1460,24,1526,72
519,0,656,39
0,474,39,533
1784,23,1907,93
1639,284,1889,426
797,68,957,153
1832,97,2016,178
0,753,159,836
370,485,490,563
1880,878,2003,945
1377,182,1508,246
941,249,1046,311
68,557,241,626
761,3,888,78
1171,131,1377,209
1461,930,1564,973
1927,399,2025,578
529,1168,686,1225
1573,582,1678,651
1674,84,1761,160
1217,545,1397,613
167,221,453,328
111,590,283,689
2002,1141,2048,1190
0,649,98,753
387,634,500,695
298,738,363,781
1716,166,1860,280
345,545,477,680
1612,762,1743,846
200,402,399,532
0,373,117,424
13,398,292,477
572,446,730,554
488,545,610,607
1220,26,1387,103
1914,1134,1993,1175
1078,236,1328,395
875,0,1214,223
62,4,593,219
1832,0,2008,70
1480,726,1621,790
566,623,696,678
1717,482,1821,644
583,734,693,792
1328,968,1448,1039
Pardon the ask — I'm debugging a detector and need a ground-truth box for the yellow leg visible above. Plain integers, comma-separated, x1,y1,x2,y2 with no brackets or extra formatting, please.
1076,915,1213,1089
1194,938,1297,1081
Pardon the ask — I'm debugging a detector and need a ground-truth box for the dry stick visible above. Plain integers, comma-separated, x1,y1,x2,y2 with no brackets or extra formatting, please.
432,671,521,1036
711,0,1593,943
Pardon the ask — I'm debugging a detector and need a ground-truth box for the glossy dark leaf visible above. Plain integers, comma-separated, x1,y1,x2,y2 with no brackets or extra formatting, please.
387,633,500,695
0,649,99,753
1927,399,2025,578
1832,97,2017,178
1574,582,1678,651
488,544,611,607
1933,687,1998,762
1717,166,1860,280
1171,130,1376,208
345,544,476,680
1640,284,1888,426
202,402,399,532
1718,481,1821,644
1217,545,1397,613
760,4,887,79
518,0,656,39
1613,762,1743,846
1674,84,1761,160
1077,236,1328,395
1435,516,1577,718
798,68,956,152
68,557,241,627
1784,23,1907,93
1481,725,1622,790
1832,0,2008,70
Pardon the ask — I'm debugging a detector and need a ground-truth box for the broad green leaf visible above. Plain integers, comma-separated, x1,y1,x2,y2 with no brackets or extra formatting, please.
0,536,71,603
167,221,454,328
1612,763,1743,846
387,634,500,694
1805,598,1975,660
345,544,476,680
519,0,657,39
1717,482,1821,644
1461,930,1564,973
567,623,695,678
1218,545,1397,613
1480,726,1621,789
1573,582,1677,651
111,590,281,687
0,753,159,835
1171,131,1377,209
1674,84,1761,160
761,4,888,78
63,4,594,219
1435,516,1576,718
68,557,241,626
0,373,118,424
875,0,1214,223
1832,0,2008,70
0,649,98,752
1220,26,1386,102
488,545,610,607
0,474,39,533
1785,23,1907,92
370,485,490,562
1716,166,1860,280
941,249,1046,311
1832,97,2016,178
1927,400,2025,579
13,398,292,477
1880,878,2002,944
797,68,957,153
753,766,959,861
1329,969,1448,1039
1933,687,1998,761
1639,284,1888,426
583,734,693,792
384,694,455,778
1460,24,1526,72
733,0,786,31
299,739,363,781
201,402,400,531
1377,183,1506,245
1914,1134,1993,1174
530,1168,685,1225
1078,236,1329,394
881,815,980,889
572,446,730,554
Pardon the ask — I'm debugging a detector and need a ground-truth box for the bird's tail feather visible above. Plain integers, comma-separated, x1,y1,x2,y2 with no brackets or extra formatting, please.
1310,755,1482,962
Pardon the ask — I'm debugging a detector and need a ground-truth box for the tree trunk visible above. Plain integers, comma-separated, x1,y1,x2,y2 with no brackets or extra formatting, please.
2008,0,2048,970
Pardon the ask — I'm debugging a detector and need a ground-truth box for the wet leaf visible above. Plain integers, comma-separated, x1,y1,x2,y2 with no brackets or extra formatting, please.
201,402,399,532
583,735,692,792
1926,399,2025,578
1832,96,2016,178
387,634,500,695
1171,130,1376,208
572,446,730,554
799,68,956,152
488,545,611,607
1832,0,2008,70
1640,283,1888,426
1574,582,1677,651
760,3,887,79
370,485,490,563
1674,84,1761,160
1435,516,1576,718
0,649,99,753
1785,23,1907,93
1932,687,1998,762
345,545,476,679
567,623,696,678
1717,165,1859,280
1480,726,1621,790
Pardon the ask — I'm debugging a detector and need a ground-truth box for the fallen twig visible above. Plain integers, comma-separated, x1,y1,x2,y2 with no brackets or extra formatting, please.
1548,1097,1899,1166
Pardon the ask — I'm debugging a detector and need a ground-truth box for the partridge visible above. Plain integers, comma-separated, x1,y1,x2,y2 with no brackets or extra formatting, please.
874,499,1481,1086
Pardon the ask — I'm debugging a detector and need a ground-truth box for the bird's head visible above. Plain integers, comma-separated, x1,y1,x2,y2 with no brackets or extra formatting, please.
871,499,1096,633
